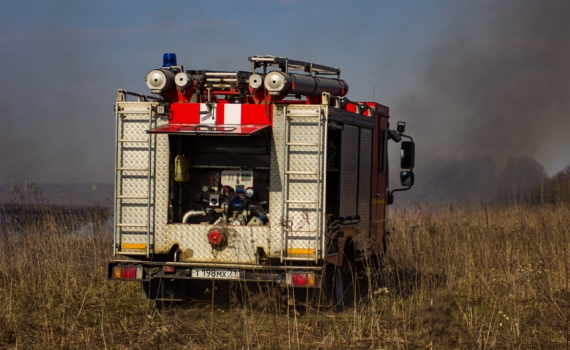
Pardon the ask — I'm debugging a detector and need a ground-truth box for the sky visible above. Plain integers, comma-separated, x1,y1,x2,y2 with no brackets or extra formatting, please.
1,0,569,200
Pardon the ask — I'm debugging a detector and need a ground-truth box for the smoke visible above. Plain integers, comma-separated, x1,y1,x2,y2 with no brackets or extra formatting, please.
394,1,570,202
2,0,569,202
0,21,113,184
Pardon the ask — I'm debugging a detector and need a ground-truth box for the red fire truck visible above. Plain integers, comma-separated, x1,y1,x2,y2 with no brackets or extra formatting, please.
108,54,415,307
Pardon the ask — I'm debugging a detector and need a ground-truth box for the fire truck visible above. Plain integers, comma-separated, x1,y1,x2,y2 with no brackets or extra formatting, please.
108,54,415,306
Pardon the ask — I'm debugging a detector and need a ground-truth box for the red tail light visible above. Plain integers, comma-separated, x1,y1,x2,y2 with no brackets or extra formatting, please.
163,265,175,273
122,267,137,279
292,273,307,286
291,273,317,286
111,265,143,279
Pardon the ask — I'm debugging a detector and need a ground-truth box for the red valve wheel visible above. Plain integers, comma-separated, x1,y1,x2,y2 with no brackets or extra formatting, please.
208,229,225,245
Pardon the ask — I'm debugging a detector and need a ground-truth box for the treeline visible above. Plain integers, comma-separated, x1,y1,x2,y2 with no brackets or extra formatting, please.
411,156,570,204
541,164,570,203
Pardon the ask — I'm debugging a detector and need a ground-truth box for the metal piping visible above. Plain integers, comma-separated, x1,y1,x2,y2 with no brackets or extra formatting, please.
182,207,223,223
182,209,206,223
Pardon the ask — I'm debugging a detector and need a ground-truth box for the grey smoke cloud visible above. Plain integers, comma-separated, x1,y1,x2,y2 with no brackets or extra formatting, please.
392,1,570,202
1,1,569,200
0,30,111,184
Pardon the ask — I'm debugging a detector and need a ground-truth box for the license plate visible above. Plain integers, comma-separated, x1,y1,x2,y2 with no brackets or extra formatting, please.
191,268,240,280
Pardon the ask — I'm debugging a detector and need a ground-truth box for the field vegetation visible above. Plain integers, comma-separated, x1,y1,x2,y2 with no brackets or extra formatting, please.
0,180,569,349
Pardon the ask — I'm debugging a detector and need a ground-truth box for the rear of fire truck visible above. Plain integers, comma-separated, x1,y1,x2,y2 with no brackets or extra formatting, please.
108,54,415,305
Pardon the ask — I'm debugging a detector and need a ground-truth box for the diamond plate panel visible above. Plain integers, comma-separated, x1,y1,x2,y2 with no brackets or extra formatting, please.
117,103,328,261
165,224,273,263
150,123,169,252
278,105,326,257
269,105,287,255
115,102,171,254
115,103,152,252
120,233,147,243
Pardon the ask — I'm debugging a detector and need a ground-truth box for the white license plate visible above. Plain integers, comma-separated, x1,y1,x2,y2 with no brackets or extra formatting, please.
191,268,240,280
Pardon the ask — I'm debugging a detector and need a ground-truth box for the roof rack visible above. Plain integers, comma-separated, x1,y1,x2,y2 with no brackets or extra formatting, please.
248,55,340,77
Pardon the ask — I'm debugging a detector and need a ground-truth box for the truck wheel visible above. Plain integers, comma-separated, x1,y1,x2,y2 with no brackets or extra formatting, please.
333,258,355,309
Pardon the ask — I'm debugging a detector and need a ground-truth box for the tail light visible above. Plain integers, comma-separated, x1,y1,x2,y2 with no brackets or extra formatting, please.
307,274,316,286
112,265,143,280
113,266,121,279
292,274,306,286
122,267,137,279
289,273,317,287
163,265,175,273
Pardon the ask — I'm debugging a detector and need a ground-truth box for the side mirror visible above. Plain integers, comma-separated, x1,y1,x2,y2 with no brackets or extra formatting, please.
400,171,414,187
400,141,415,169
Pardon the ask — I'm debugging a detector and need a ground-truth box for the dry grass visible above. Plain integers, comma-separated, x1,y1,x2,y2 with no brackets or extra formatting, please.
1,197,569,349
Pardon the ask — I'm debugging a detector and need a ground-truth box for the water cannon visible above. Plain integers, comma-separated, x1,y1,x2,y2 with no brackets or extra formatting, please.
145,69,175,94
175,72,197,88
144,53,182,100
248,74,264,89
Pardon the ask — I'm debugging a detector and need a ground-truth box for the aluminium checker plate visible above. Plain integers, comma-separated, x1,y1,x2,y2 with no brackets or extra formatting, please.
118,103,326,262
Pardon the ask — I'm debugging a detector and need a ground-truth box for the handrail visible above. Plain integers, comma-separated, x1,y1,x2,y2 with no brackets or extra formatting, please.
116,89,164,102
191,125,237,132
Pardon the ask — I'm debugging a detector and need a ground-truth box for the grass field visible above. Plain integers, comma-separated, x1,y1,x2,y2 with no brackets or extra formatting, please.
1,199,569,349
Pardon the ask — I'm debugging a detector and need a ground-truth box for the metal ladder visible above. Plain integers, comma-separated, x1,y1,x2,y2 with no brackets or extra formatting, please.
280,107,325,262
113,96,154,258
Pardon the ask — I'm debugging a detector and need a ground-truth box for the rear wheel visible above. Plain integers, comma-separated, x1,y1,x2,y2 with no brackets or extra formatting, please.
332,258,355,309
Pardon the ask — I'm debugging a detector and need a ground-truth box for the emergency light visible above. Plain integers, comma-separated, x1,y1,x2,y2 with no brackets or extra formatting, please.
163,53,177,67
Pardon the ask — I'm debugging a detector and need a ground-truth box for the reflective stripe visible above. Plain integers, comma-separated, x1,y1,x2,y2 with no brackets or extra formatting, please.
224,103,242,124
199,103,217,124
287,248,316,255
121,243,147,249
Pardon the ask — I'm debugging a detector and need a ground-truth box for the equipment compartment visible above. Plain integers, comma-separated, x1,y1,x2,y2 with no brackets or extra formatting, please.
167,132,271,226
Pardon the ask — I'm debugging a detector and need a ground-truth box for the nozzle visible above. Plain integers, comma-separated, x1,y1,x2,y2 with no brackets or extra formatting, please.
145,69,175,93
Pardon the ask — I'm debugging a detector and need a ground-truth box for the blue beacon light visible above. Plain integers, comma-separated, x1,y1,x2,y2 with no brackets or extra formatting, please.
162,53,177,67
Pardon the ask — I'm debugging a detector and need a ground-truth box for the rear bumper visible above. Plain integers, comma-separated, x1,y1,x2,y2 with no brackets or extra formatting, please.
107,260,322,287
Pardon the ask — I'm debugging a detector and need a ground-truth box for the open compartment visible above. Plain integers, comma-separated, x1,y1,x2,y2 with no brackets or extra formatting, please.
167,130,272,226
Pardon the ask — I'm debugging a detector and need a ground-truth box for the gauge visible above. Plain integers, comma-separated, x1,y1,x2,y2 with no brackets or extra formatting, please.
232,196,243,207
245,188,254,198
231,220,241,226
202,185,209,192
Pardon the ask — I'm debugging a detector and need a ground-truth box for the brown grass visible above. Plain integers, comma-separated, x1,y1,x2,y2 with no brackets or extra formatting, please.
0,197,569,349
